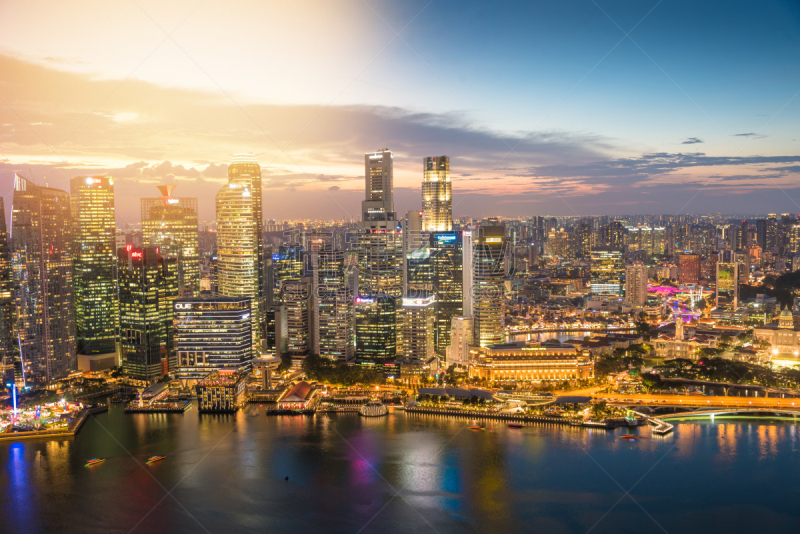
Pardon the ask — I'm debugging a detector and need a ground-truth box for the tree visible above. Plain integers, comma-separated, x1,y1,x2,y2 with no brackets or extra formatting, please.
277,353,293,373
640,373,663,393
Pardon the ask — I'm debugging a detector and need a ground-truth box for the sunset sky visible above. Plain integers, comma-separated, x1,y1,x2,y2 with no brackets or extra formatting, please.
1,0,799,224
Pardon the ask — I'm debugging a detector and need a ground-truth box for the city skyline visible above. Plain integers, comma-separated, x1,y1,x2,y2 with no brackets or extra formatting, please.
1,1,800,222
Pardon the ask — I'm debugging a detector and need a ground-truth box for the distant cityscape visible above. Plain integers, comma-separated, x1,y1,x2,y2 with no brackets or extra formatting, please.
2,147,799,411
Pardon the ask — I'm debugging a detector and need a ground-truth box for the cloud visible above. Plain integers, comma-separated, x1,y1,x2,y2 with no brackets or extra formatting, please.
733,133,767,139
1,53,800,219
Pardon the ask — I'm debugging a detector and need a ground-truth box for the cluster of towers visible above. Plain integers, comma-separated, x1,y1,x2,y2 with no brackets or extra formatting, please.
0,149,509,387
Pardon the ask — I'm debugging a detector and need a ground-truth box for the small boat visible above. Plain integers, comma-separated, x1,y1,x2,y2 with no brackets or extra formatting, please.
146,456,166,464
85,458,105,467
620,434,639,440
508,422,524,428
468,425,484,431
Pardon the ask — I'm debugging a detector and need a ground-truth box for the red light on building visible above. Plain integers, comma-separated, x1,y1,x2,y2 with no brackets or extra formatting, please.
126,244,132,252
131,251,142,258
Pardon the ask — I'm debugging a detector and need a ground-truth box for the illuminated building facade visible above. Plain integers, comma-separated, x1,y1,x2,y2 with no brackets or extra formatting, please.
71,176,117,357
468,342,594,383
401,294,436,365
431,231,465,357
281,278,312,357
362,149,394,222
716,262,740,309
422,156,452,232
196,370,248,412
446,316,473,366
12,174,76,385
625,262,648,306
306,236,353,361
355,295,396,364
589,248,624,296
273,244,304,291
141,184,200,293
678,253,701,285
473,226,506,347
118,246,179,381
216,154,264,351
0,198,15,380
175,296,253,381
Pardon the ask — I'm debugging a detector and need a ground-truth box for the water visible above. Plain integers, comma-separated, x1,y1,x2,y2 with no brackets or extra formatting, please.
2,404,800,534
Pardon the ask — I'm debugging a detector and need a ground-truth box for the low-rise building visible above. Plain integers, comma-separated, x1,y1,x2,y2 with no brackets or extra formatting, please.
276,381,318,410
196,370,248,412
753,309,800,356
468,341,594,383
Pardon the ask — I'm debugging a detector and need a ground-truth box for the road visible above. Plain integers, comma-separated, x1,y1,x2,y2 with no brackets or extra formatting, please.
597,392,800,409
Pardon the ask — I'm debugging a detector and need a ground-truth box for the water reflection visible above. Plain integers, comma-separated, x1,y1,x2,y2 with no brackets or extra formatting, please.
1,406,799,533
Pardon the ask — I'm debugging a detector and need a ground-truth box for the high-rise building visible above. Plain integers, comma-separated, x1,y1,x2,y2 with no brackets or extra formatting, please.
0,198,16,383
141,184,200,293
362,149,394,222
71,176,117,357
422,156,452,232
11,174,76,384
355,294,396,364
402,210,426,294
400,293,436,365
281,277,312,358
431,231,465,357
306,233,353,361
678,253,701,285
216,154,264,352
175,297,253,382
716,263,740,309
446,316,473,366
590,248,624,296
472,226,506,347
625,262,648,306
118,246,179,381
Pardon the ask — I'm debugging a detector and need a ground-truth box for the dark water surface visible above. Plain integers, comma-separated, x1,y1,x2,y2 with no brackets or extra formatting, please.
2,404,800,534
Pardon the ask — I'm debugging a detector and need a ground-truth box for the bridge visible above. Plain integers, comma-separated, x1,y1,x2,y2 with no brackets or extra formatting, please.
599,393,800,420
656,408,800,420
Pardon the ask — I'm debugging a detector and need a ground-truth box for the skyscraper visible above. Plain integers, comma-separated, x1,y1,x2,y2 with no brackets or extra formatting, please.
12,174,76,384
71,176,117,357
625,262,648,306
589,248,624,296
362,149,394,222
141,184,200,294
400,293,436,365
431,231,465,357
174,296,253,382
0,198,16,382
355,294,397,365
472,226,506,347
678,253,701,285
216,154,264,352
716,262,739,309
422,156,452,232
118,246,179,381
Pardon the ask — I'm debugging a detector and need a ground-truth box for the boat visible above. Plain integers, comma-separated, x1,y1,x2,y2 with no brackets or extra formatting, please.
620,434,639,440
146,456,166,464
468,425,484,431
85,458,105,467
508,422,524,428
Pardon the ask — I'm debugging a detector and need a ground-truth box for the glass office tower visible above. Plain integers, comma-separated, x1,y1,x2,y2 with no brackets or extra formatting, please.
12,174,76,384
422,156,452,232
216,154,264,352
71,176,117,356
141,184,200,293
118,246,179,382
